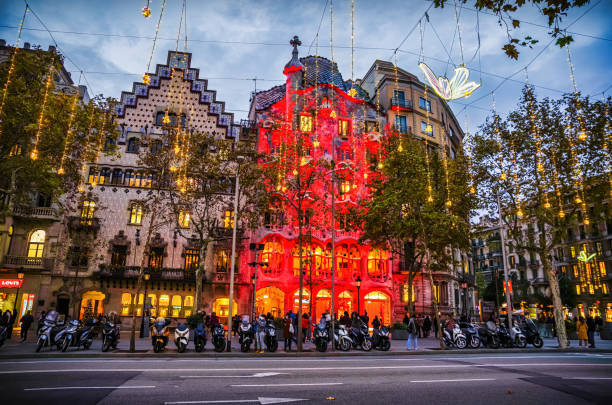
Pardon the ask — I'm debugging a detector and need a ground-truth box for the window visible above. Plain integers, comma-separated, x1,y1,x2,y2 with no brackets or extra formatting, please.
300,115,313,132
155,112,186,127
393,89,405,103
88,167,98,184
419,97,432,112
68,246,89,267
121,293,131,316
149,247,164,269
336,148,352,161
150,139,162,154
339,181,352,195
124,170,134,186
338,119,350,138
367,249,389,281
104,137,115,152
449,126,455,140
178,211,190,228
148,294,157,317
98,168,110,185
184,249,199,271
421,121,433,135
111,169,123,185
183,296,194,317
261,238,284,276
171,295,182,317
130,204,143,225
336,244,360,280
27,230,45,258
224,210,234,229
395,115,407,133
570,246,576,258
36,193,51,207
365,121,378,132
158,294,170,317
216,250,229,273
80,200,96,223
9,144,22,156
127,138,139,153
111,245,127,266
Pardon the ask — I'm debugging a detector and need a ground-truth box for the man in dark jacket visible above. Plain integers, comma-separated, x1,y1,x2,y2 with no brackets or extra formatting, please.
20,311,34,342
423,316,432,338
3,310,14,339
586,315,596,348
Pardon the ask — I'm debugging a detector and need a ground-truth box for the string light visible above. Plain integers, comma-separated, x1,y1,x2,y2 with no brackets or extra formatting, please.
464,114,476,194
31,61,55,160
566,44,587,141
57,89,81,174
142,0,167,86
142,0,152,18
602,96,612,200
491,92,506,182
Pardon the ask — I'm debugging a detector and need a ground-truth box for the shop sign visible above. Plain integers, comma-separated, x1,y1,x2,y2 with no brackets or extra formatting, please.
0,279,24,288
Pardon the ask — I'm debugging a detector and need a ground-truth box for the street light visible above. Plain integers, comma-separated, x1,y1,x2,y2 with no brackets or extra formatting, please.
139,272,151,338
13,271,24,319
355,276,362,315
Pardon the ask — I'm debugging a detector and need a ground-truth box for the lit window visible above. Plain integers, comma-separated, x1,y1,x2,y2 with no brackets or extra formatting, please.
148,294,157,317
130,204,143,225
184,249,199,271
339,181,352,194
149,247,164,268
338,119,350,138
576,285,581,295
570,246,576,258
80,200,96,222
171,295,182,317
158,294,170,317
88,167,98,184
183,296,194,317
300,115,313,132
178,211,190,228
9,144,22,156
421,121,433,135
121,293,131,316
599,262,606,277
216,250,229,273
419,97,432,112
261,238,284,276
367,249,389,281
124,170,134,186
224,210,234,229
27,230,46,258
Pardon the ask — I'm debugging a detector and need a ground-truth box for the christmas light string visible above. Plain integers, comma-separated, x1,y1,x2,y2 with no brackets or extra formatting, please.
453,0,465,66
550,152,565,218
142,0,152,18
57,73,83,175
566,43,587,141
463,113,475,194
0,4,28,139
602,96,612,200
491,91,506,181
510,141,522,217
30,60,55,160
424,84,433,203
77,102,97,192
90,108,109,188
142,0,166,86
565,119,590,225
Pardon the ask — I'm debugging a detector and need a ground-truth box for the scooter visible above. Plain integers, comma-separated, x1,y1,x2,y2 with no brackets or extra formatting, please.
35,311,65,352
151,317,171,353
510,321,527,348
212,323,226,353
265,320,278,352
60,319,97,352
101,320,120,352
334,325,352,351
522,318,544,348
174,323,190,353
238,321,254,352
313,323,329,352
0,325,6,348
371,326,391,351
478,323,500,349
194,322,206,352
459,322,481,349
442,324,467,349
349,319,372,351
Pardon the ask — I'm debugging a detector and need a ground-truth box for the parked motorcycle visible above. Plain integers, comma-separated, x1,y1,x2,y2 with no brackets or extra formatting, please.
212,323,226,352
371,326,391,351
459,322,481,349
478,322,500,349
238,321,254,352
442,324,467,349
0,325,7,348
101,320,120,352
496,324,515,348
151,317,171,353
36,311,65,352
265,320,278,352
313,323,329,352
349,319,372,351
194,322,206,352
334,325,352,351
174,323,190,353
510,322,527,348
59,319,96,352
522,318,543,348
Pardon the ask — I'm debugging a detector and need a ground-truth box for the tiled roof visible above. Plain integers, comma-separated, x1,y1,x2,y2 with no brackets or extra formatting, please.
253,84,286,111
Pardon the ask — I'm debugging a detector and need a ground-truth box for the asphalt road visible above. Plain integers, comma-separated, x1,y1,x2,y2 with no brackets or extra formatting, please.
1,353,611,405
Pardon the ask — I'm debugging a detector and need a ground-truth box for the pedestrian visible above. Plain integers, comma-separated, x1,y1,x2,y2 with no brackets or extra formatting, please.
19,310,34,342
423,315,431,338
362,311,369,328
372,315,381,330
595,315,603,336
3,310,14,339
576,316,588,347
232,314,240,337
417,314,424,338
433,315,439,339
283,313,294,352
256,315,266,354
340,311,350,327
209,311,219,333
301,313,310,343
405,313,418,350
586,315,596,348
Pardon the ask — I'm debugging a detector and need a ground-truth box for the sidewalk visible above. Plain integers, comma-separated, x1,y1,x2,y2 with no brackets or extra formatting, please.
1,331,611,358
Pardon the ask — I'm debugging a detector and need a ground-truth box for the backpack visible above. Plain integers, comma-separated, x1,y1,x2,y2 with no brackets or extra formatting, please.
407,319,416,334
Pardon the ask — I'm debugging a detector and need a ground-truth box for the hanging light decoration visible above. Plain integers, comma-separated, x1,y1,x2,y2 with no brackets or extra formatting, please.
142,0,152,18
31,61,55,160
566,44,587,141
57,88,81,175
141,0,166,91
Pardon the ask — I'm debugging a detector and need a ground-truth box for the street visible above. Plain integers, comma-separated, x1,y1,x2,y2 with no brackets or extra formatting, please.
1,352,611,404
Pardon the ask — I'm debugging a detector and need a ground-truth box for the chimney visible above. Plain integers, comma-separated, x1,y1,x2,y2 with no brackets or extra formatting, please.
23,42,30,49
48,45,56,52
0,39,6,47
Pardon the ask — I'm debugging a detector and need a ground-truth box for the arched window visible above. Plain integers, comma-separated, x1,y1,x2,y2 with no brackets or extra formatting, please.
261,238,284,277
99,168,111,185
292,244,311,277
129,204,143,225
127,138,139,153
111,169,123,185
88,167,98,184
121,293,131,316
148,294,157,317
134,172,143,188
27,230,46,258
124,170,134,186
171,295,182,317
183,296,194,317
367,249,389,281
80,200,96,224
158,294,170,317
145,173,153,188
337,245,360,280
292,288,310,314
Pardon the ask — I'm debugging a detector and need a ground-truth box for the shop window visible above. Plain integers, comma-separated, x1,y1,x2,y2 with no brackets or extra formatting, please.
300,115,313,132
338,119,350,138
292,288,310,315
148,294,157,317
178,210,190,228
80,200,96,224
79,291,105,319
367,248,389,281
212,298,237,326
364,291,391,326
184,249,199,271
256,287,285,319
158,294,170,317
183,296,194,317
27,230,45,258
9,144,22,156
261,238,284,277
216,249,229,273
111,245,128,266
130,204,143,225
134,293,144,316
149,247,164,269
223,210,234,229
171,295,182,317
337,290,353,317
121,293,131,316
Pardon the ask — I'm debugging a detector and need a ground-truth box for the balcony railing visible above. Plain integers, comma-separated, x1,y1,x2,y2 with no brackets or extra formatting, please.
3,255,54,270
97,264,195,281
68,216,101,231
12,206,59,219
390,98,413,110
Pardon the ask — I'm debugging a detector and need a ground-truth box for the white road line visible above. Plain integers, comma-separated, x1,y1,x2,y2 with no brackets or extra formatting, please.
24,386,155,391
410,378,496,383
181,372,286,378
231,383,342,387
165,398,306,404
564,377,612,380
1,363,610,375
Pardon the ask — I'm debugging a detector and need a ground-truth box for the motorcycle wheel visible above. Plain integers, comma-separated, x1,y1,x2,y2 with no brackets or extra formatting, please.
214,340,225,353
516,336,527,349
316,340,327,353
268,339,278,353
340,339,351,352
532,336,544,349
195,339,204,352
241,342,250,353
178,343,186,353
154,342,162,353
489,339,500,349
83,341,91,350
61,338,70,352
361,339,373,352
470,336,481,349
381,340,391,352
456,336,467,349
102,340,111,352
36,338,43,352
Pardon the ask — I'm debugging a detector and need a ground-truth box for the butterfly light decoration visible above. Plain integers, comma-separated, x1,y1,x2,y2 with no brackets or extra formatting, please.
418,62,481,101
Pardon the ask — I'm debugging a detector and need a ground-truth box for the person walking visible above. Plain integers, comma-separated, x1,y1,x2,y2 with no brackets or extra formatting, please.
423,315,432,338
340,311,350,327
232,314,240,337
576,316,588,347
19,310,34,342
256,315,266,353
301,313,310,344
282,314,294,352
586,315,596,348
209,312,219,334
433,315,439,339
405,313,418,350
417,314,424,338
3,310,14,339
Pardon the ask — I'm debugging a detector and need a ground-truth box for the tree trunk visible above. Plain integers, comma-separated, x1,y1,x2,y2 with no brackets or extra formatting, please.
297,208,304,352
194,240,211,314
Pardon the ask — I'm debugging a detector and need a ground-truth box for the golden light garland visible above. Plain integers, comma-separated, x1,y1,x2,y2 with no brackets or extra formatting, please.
142,0,167,85
463,114,476,194
423,85,433,203
31,61,55,160
77,102,98,192
491,92,506,181
509,141,523,217
313,33,320,149
550,153,565,218
602,96,612,200
90,109,109,188
57,90,81,174
142,0,152,18
566,44,587,141
565,119,590,225
0,5,28,139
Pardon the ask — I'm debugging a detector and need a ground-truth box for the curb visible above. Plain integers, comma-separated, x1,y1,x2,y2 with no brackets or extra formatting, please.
1,347,611,359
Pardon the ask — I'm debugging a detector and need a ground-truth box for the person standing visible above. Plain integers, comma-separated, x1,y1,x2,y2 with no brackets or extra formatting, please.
3,310,14,339
586,315,596,348
417,314,424,338
433,315,439,339
283,314,294,352
405,313,418,350
362,311,369,328
372,315,381,330
423,315,432,338
19,310,34,342
256,315,266,354
301,313,310,344
576,316,588,347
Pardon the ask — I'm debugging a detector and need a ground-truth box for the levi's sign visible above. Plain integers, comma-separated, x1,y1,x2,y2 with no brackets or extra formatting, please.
0,279,24,288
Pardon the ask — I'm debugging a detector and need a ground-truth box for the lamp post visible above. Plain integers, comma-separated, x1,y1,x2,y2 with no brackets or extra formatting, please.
355,276,362,315
13,271,24,319
247,243,266,325
139,272,150,338
496,191,513,331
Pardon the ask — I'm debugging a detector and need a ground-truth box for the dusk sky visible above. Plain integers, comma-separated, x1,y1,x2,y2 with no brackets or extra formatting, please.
1,0,611,134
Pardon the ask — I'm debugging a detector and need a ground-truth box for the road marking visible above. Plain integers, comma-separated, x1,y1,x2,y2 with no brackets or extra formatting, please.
181,372,286,378
24,385,155,391
410,378,496,383
165,398,306,404
2,363,610,375
232,383,342,388
564,377,612,380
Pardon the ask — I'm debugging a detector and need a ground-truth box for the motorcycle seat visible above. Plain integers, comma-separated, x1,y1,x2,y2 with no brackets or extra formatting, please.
177,324,188,332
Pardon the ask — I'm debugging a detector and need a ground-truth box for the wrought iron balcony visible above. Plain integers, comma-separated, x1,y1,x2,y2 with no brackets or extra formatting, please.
390,97,413,110
68,216,101,232
2,255,54,270
12,206,59,220
97,264,195,281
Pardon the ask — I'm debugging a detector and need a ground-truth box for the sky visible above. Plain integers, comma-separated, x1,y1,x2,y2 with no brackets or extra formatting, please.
1,0,611,135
